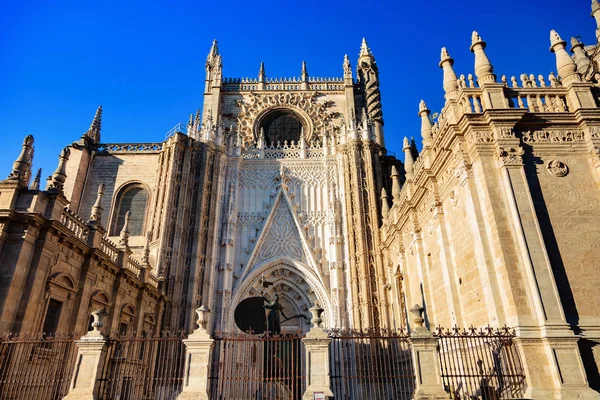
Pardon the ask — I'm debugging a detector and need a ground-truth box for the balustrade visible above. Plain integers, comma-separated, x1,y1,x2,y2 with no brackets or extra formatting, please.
60,207,89,241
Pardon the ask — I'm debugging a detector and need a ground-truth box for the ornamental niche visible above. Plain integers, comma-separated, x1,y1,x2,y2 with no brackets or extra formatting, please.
235,91,334,146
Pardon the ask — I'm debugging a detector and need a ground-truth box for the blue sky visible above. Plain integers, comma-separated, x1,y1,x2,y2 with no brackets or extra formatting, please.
0,0,592,187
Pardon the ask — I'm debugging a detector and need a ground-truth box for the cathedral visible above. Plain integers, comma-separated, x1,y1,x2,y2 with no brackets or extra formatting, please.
1,1,600,398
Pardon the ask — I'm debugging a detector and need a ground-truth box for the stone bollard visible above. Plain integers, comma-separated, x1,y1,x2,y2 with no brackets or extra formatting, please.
177,306,215,400
63,309,108,400
408,304,448,400
302,301,334,400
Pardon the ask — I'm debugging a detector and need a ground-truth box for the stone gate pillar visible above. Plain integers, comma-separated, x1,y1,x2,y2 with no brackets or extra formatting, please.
408,304,448,400
63,310,108,400
302,302,334,400
177,306,215,400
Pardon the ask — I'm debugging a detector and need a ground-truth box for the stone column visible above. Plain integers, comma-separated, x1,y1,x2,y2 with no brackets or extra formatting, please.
177,306,215,400
63,310,108,400
408,305,448,400
302,303,334,400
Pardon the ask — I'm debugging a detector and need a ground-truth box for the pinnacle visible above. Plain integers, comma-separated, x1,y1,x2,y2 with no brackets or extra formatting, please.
471,31,483,45
359,37,372,57
403,137,410,149
570,37,582,47
440,47,452,63
419,100,428,113
210,39,219,55
550,30,565,47
90,105,102,131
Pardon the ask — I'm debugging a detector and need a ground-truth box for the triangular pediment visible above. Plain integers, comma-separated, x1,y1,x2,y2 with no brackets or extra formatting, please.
237,188,323,285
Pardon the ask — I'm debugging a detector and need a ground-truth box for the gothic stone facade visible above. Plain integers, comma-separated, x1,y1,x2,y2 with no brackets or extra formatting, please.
2,3,600,397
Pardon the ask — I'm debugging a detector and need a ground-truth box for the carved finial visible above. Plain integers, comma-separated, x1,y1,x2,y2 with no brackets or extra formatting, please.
196,305,209,330
359,37,372,57
470,31,495,84
570,37,591,74
88,183,106,223
86,309,108,338
381,187,390,220
439,47,458,100
409,304,426,331
550,30,580,85
207,39,219,60
258,61,266,82
118,211,131,247
570,36,582,48
309,301,324,328
84,105,102,143
391,165,401,202
46,147,70,193
30,168,42,190
8,135,34,185
141,231,151,267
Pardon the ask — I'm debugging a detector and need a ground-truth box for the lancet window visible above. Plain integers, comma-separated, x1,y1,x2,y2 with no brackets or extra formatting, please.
111,184,148,236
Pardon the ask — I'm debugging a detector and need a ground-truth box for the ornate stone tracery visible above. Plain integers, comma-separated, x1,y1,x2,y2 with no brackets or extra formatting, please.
236,92,334,146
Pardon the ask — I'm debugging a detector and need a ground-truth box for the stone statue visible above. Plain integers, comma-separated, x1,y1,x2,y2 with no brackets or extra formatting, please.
263,294,308,335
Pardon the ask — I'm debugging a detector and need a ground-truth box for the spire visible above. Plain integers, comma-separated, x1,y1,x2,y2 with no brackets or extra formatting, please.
403,137,414,177
343,54,353,85
118,211,131,248
391,166,401,203
30,168,42,190
550,30,580,85
47,147,70,193
89,183,106,223
85,105,102,143
359,38,373,58
259,62,266,82
187,113,194,136
570,37,591,74
470,31,495,84
205,39,222,91
8,135,34,185
410,138,419,162
301,61,308,81
592,0,600,41
440,47,459,100
381,188,390,221
207,39,219,62
418,100,433,144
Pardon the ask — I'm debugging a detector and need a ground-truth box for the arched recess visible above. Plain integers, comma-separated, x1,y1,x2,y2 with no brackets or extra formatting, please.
253,106,313,144
109,181,150,236
228,257,332,334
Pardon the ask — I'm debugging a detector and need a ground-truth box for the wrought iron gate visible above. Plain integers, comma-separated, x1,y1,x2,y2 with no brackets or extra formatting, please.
209,331,306,400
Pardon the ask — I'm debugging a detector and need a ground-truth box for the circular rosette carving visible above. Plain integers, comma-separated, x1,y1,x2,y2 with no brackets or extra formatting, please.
547,159,568,177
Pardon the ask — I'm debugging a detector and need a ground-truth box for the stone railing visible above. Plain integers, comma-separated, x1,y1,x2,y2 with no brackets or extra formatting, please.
240,138,330,160
125,257,142,277
457,88,485,113
100,237,119,263
95,143,164,154
504,88,569,112
60,208,89,241
222,76,344,92
148,273,159,289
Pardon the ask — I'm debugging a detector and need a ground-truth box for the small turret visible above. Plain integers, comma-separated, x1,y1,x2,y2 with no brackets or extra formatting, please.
391,165,401,203
570,37,591,75
381,188,390,221
301,61,308,90
403,137,414,178
258,62,266,90
440,48,459,100
418,100,433,145
550,30,580,85
470,31,496,85
84,105,102,144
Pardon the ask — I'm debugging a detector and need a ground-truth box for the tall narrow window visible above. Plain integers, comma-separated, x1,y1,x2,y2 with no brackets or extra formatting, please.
42,299,63,334
111,184,148,236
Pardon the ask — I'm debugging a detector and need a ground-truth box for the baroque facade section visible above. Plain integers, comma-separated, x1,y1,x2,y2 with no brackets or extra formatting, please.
2,5,600,396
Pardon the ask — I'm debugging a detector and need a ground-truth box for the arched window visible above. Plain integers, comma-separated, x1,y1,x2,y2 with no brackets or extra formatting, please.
259,109,304,146
111,184,148,236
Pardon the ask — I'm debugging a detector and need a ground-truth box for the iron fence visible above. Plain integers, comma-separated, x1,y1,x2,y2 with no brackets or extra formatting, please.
0,333,78,400
435,326,527,399
96,331,187,400
328,328,415,400
209,331,306,400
